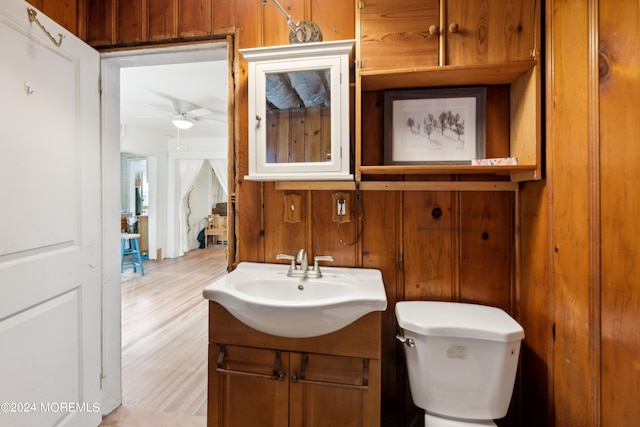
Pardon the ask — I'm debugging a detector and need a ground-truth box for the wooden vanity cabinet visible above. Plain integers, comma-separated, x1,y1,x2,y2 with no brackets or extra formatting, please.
208,302,381,427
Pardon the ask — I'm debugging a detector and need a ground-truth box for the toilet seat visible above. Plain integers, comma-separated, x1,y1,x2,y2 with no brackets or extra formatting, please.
425,412,497,427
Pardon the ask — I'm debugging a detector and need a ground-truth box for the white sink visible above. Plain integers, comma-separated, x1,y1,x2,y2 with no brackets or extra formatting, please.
203,262,387,338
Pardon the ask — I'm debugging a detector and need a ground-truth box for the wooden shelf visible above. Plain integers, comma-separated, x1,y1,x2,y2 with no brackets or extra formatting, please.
359,60,537,91
355,61,542,183
358,164,536,176
275,180,520,192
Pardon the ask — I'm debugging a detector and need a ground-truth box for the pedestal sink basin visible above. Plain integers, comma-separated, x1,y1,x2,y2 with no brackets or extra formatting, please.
202,262,387,338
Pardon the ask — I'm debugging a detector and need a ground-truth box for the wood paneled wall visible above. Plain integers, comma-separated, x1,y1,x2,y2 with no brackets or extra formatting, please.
83,0,234,47
33,0,640,425
545,0,640,426
233,3,518,426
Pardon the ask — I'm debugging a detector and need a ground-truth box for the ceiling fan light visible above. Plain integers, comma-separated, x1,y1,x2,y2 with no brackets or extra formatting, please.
172,116,194,130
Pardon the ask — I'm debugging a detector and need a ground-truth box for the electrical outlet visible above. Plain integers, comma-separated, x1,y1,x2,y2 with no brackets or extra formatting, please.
332,192,351,222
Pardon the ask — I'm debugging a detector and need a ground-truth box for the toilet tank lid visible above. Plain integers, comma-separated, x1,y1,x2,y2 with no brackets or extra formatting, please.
396,301,524,342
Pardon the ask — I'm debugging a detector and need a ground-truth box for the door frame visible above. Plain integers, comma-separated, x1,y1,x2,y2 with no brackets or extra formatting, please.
99,40,233,413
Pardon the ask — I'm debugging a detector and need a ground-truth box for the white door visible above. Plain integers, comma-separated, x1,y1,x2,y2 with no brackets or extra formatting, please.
0,1,102,426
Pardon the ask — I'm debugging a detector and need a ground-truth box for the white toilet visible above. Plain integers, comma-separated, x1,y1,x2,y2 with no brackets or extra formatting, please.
395,301,524,427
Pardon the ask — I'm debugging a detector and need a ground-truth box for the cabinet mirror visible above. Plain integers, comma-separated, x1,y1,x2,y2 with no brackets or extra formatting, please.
242,40,354,181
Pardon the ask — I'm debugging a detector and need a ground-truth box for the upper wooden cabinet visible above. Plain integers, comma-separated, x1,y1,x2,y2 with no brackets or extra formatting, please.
357,0,537,70
355,0,541,184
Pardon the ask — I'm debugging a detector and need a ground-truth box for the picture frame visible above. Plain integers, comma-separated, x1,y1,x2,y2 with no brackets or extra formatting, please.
384,87,486,165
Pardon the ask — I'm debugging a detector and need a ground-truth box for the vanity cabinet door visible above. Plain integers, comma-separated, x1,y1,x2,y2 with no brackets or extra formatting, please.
209,344,289,427
358,0,440,70
289,352,380,427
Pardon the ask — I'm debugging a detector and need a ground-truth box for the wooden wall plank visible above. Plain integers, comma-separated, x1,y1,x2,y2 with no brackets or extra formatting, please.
459,191,513,312
310,0,355,41
599,1,640,425
305,108,322,162
178,0,211,38
403,191,455,301
235,0,263,263
41,0,78,34
149,0,177,41
263,0,303,46
289,109,306,162
362,190,402,427
212,0,234,35
86,0,115,46
117,0,145,45
548,1,593,425
518,180,551,426
277,111,291,162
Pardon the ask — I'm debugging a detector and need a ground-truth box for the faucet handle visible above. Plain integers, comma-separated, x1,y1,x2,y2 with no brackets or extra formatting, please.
312,255,333,271
276,253,296,270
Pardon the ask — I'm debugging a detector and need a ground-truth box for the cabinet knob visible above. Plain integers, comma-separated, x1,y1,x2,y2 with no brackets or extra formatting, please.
428,24,439,36
448,22,459,33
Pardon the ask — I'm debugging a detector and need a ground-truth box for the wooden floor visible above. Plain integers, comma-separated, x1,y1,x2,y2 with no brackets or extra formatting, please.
101,245,228,427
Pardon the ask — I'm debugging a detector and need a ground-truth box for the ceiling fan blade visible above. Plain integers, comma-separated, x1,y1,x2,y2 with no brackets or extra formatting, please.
188,107,215,118
172,100,198,113
143,103,176,115
196,116,226,123
137,113,171,119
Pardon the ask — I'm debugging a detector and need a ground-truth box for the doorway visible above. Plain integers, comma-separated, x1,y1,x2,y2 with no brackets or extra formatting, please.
100,41,231,414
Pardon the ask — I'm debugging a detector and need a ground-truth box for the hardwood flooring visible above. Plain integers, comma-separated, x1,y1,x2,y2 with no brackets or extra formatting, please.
101,245,228,427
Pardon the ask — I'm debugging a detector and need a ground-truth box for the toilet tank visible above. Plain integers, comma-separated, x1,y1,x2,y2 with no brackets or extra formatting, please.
396,301,524,421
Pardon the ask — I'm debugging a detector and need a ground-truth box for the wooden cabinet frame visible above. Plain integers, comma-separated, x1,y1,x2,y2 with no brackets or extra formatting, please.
354,0,542,185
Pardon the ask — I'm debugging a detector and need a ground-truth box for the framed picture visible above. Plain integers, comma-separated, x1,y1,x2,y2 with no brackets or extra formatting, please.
384,87,486,165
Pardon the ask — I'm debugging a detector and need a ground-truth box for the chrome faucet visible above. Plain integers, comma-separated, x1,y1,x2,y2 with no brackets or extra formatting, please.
296,249,308,272
276,250,333,278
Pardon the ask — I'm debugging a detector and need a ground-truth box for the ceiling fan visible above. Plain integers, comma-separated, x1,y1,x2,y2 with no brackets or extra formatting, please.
141,99,224,130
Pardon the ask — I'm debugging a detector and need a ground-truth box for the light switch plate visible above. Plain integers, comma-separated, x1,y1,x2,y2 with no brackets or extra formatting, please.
284,193,302,223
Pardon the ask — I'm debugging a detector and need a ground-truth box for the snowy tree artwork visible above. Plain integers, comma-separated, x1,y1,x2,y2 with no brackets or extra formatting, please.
384,88,486,164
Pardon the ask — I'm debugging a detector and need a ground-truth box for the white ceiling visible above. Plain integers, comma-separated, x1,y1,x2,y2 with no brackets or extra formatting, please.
119,44,228,140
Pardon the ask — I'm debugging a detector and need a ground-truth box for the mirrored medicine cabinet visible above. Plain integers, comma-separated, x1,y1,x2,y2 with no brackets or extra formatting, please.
241,40,354,181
